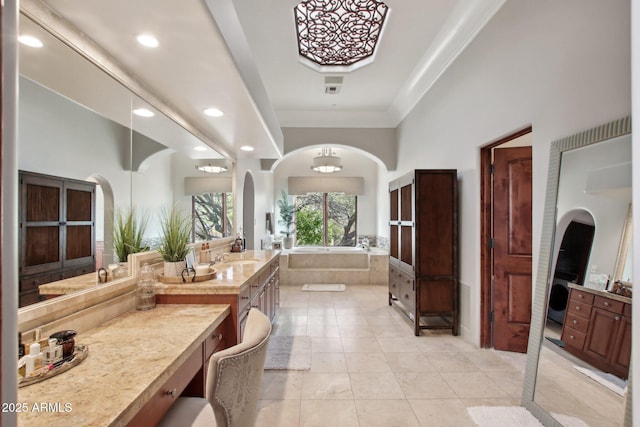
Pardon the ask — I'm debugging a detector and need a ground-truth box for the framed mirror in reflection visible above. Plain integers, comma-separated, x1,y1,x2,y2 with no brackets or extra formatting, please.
523,117,632,427
17,12,231,308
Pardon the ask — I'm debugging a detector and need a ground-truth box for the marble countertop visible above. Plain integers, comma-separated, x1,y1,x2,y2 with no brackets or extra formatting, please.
18,304,230,426
568,282,632,304
153,250,280,296
38,250,280,297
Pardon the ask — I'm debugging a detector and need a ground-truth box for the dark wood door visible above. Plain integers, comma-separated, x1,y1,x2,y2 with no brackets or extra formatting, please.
492,147,532,352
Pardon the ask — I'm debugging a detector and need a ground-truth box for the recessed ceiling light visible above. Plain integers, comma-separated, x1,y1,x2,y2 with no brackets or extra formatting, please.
194,146,207,152
203,107,224,117
136,34,159,48
133,108,154,117
240,145,254,152
18,35,43,48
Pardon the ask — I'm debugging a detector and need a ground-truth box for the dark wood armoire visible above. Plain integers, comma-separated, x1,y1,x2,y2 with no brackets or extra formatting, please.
388,169,458,335
19,170,96,307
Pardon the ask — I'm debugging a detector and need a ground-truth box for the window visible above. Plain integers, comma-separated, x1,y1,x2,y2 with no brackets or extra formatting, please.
192,192,233,240
295,192,357,246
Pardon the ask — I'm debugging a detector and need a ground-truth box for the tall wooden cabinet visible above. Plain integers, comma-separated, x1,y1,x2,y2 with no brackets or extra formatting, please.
19,171,96,307
388,170,458,336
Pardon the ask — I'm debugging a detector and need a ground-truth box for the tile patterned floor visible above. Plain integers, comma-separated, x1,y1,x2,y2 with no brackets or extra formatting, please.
256,284,525,427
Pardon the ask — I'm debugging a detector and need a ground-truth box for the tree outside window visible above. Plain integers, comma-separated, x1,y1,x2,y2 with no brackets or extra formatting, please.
295,192,356,246
192,192,233,240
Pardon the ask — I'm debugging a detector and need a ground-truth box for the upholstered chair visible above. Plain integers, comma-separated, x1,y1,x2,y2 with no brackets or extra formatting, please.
158,308,272,427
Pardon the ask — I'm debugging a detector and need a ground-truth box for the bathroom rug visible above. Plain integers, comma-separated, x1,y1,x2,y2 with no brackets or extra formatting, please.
466,406,543,426
264,336,311,370
573,365,627,396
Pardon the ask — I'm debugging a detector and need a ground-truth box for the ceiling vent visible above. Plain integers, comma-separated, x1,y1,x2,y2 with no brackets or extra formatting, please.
324,76,343,94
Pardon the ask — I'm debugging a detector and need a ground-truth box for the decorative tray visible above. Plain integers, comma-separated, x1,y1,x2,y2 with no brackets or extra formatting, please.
19,344,88,388
157,269,217,284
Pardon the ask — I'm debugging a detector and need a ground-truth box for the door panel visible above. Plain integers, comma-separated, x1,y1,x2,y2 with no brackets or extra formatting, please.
493,146,532,352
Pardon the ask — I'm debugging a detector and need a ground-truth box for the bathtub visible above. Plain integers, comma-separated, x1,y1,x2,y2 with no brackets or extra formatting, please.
280,246,388,286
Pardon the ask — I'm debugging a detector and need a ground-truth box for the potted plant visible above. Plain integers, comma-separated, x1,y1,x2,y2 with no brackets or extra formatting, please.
277,190,296,249
113,206,149,265
157,204,192,277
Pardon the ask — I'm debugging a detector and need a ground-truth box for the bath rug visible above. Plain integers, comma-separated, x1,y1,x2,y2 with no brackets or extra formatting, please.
573,365,627,396
550,412,590,427
466,406,543,427
301,284,345,292
264,336,311,370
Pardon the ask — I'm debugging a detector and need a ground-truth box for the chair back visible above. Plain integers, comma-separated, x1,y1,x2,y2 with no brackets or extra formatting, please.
206,308,272,427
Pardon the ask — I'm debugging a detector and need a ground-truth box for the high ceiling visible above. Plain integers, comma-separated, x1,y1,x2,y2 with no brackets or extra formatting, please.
23,0,505,161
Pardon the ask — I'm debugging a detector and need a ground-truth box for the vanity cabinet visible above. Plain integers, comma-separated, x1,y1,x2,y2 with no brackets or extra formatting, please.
19,171,96,307
562,287,631,378
388,169,458,335
157,255,280,344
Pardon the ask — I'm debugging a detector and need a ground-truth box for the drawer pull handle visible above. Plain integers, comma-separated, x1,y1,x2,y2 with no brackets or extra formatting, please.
573,320,577,325
212,333,223,340
575,306,580,310
604,301,610,306
166,388,177,398
578,294,583,299
241,296,249,300
569,335,574,340
615,316,620,321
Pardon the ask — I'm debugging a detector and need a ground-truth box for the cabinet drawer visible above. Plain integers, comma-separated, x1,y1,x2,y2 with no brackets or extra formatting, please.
624,303,632,317
569,289,594,305
593,296,624,314
20,273,52,293
566,300,592,319
564,312,589,333
204,325,225,361
562,327,586,350
238,285,251,311
399,275,415,314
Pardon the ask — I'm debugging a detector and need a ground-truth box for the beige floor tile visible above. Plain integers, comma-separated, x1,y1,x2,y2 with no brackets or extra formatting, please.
463,350,520,372
355,400,420,427
345,352,391,373
485,371,525,398
299,400,359,427
310,352,347,372
349,372,405,399
341,337,383,353
461,397,522,407
338,325,375,338
306,323,341,338
441,372,508,399
376,337,421,353
395,372,457,399
426,352,478,372
409,399,476,426
260,371,303,400
311,337,343,353
255,400,301,427
384,352,436,373
301,373,353,399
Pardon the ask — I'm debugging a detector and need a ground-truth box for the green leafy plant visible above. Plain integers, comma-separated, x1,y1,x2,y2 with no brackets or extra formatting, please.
277,190,297,238
295,206,323,245
157,204,192,262
113,206,149,262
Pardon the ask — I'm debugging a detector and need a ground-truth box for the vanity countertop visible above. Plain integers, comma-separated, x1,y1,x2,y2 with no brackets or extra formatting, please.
38,272,100,295
37,250,280,297
568,282,632,304
18,304,230,426
153,249,280,296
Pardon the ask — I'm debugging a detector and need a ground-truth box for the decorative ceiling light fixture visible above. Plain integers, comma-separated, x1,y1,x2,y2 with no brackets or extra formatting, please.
294,0,389,72
196,159,228,174
311,148,342,173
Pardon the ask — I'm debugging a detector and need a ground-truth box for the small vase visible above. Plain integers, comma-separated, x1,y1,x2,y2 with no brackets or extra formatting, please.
164,260,186,277
283,237,294,249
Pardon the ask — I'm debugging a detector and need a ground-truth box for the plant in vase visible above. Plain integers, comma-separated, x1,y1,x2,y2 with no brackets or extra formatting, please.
157,204,192,277
112,206,149,279
277,190,297,249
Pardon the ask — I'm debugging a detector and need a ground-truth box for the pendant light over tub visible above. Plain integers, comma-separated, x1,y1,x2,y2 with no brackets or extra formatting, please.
311,148,342,173
196,159,228,174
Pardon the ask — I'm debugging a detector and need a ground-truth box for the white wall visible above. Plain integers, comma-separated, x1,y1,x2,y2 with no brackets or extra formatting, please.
379,0,631,345
237,158,276,249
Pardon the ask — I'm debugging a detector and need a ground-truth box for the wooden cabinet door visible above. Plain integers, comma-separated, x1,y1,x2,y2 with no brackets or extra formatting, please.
610,314,631,376
63,180,95,269
583,307,619,365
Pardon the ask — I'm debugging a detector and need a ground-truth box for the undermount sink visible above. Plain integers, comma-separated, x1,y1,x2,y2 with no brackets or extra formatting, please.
223,258,261,265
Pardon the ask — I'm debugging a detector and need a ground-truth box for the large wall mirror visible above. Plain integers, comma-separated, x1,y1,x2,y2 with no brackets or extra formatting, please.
17,9,231,309
523,117,632,426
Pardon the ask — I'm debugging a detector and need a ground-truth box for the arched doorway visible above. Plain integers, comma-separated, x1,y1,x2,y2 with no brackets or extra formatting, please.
242,172,255,250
